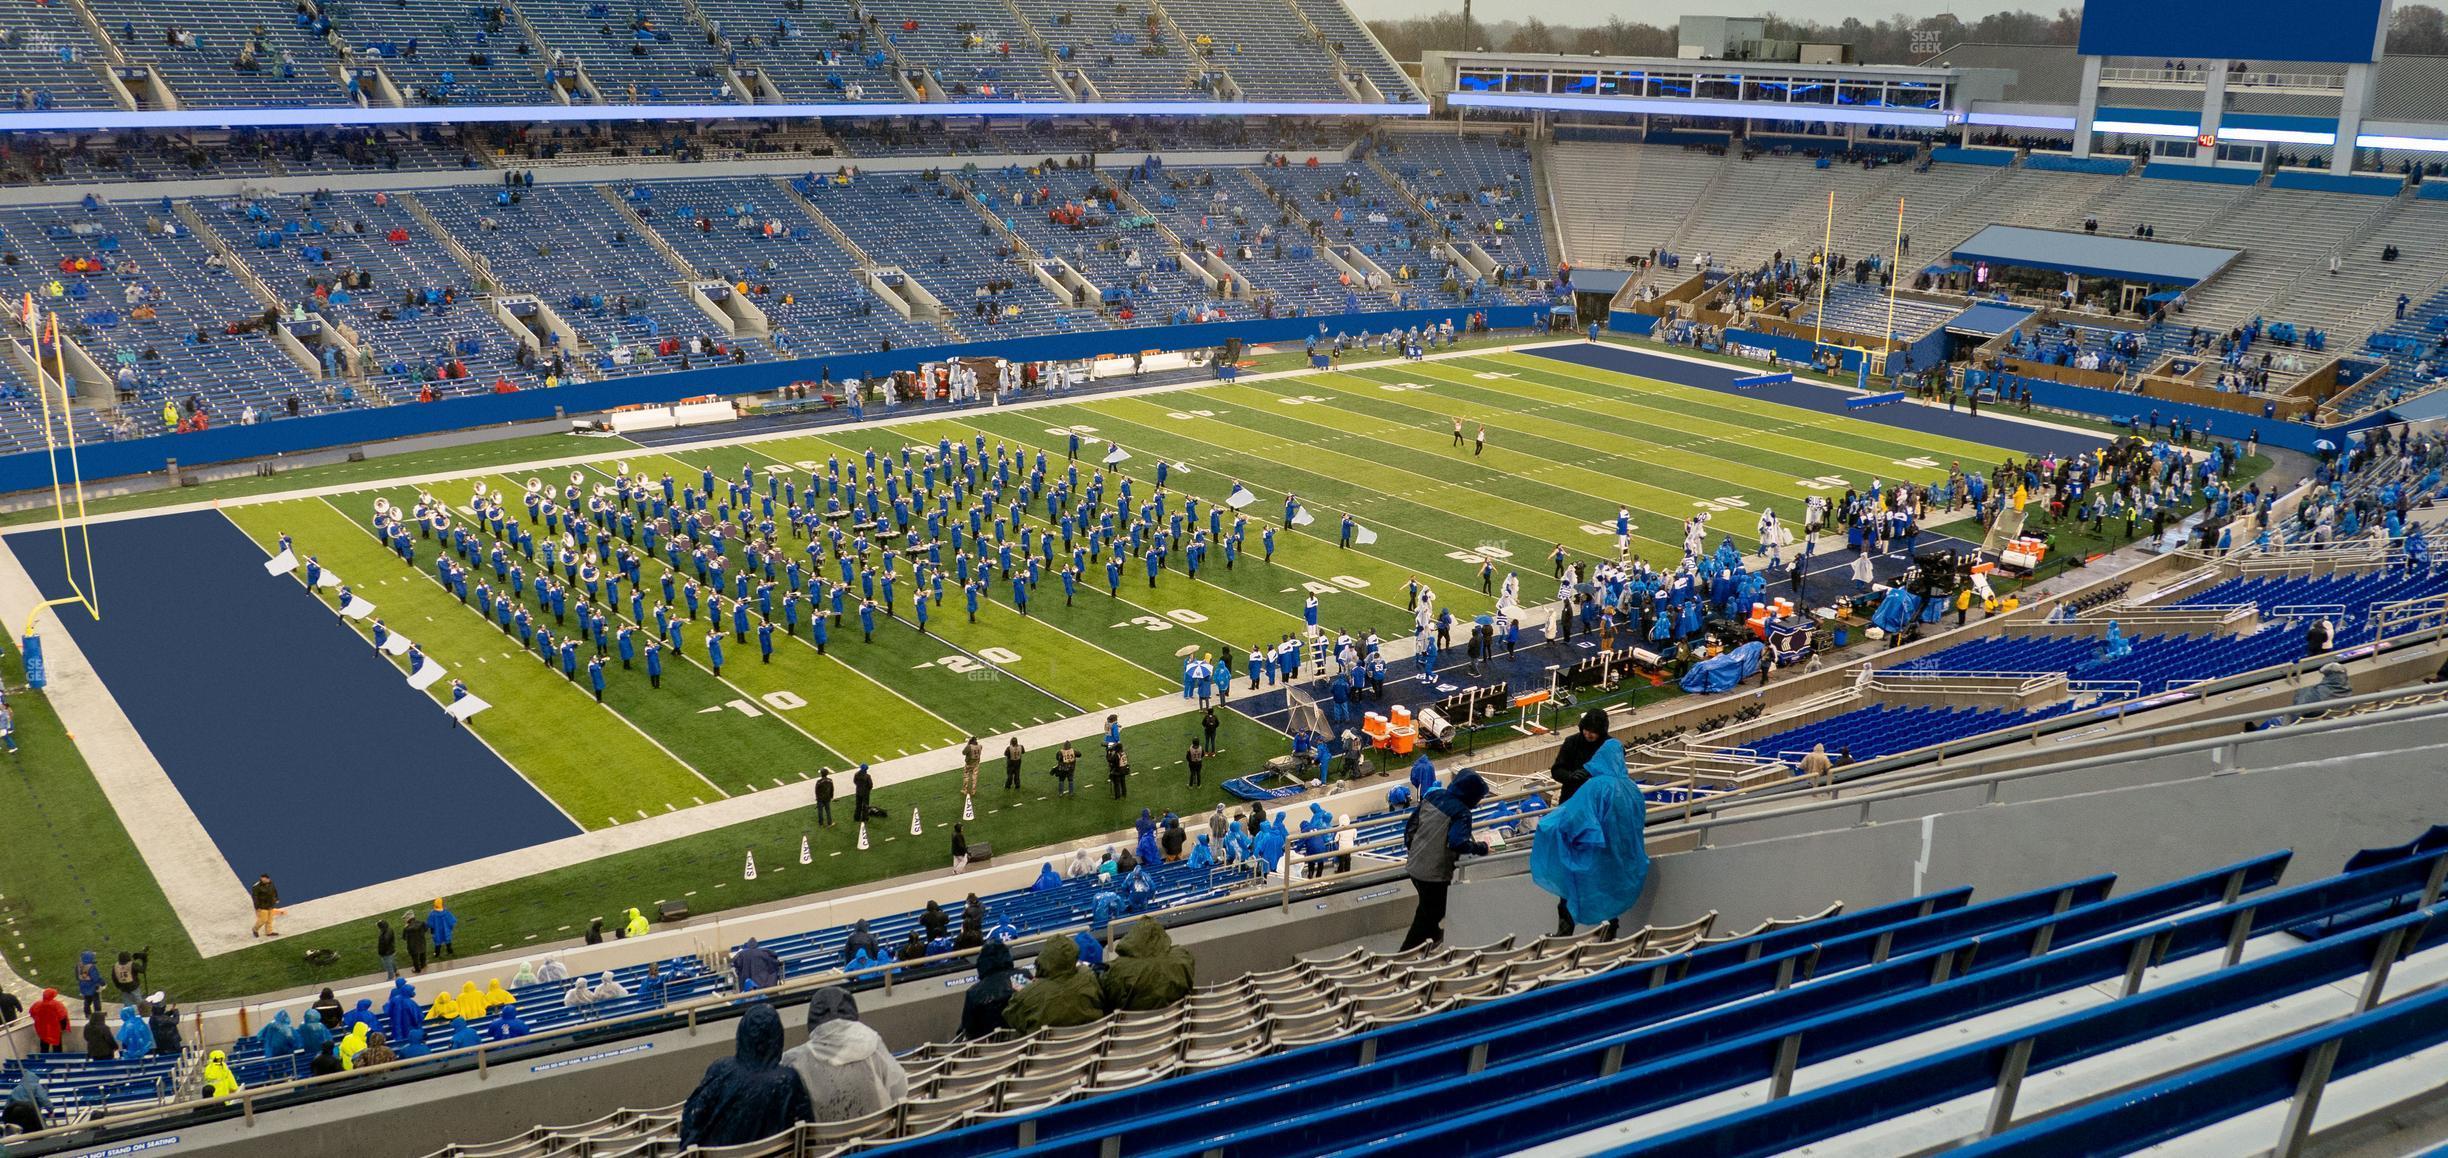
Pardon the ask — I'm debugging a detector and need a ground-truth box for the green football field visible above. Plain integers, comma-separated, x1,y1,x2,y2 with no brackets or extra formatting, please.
0,345,2053,1001
222,350,2021,828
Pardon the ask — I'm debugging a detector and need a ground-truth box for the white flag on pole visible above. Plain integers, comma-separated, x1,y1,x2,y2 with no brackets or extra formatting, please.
443,695,490,720
407,661,449,690
1103,445,1132,465
263,549,296,575
1289,506,1316,527
1226,485,1257,510
315,571,344,590
1353,525,1379,546
380,634,413,657
339,596,377,620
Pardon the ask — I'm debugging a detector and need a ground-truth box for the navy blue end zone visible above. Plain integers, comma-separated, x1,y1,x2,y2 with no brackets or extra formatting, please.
1525,343,2114,460
8,511,580,904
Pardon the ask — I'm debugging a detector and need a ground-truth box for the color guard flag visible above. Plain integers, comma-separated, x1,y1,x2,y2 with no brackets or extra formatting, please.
1103,445,1132,465
1353,525,1379,546
1226,485,1256,509
1289,506,1316,527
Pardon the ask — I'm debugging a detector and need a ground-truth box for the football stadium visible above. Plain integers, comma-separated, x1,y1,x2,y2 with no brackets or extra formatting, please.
3,0,2448,1150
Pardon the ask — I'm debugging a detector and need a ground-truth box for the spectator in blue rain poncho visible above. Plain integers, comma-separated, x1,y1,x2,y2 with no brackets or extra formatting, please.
1031,862,1062,893
382,979,421,1046
1189,833,1215,870
2102,620,2133,661
115,1006,154,1058
1529,739,1652,938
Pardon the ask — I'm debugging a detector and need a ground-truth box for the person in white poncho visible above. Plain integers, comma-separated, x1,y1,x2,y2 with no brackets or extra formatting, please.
782,988,909,1123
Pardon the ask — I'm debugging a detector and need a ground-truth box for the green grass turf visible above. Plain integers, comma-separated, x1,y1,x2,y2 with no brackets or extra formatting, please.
0,433,623,530
0,348,2095,1002
0,618,1291,1001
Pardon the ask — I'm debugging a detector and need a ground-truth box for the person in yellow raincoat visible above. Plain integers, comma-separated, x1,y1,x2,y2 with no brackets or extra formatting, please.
456,981,485,1017
482,979,516,1011
200,1050,240,1099
424,991,461,1023
622,907,651,938
337,1023,372,1070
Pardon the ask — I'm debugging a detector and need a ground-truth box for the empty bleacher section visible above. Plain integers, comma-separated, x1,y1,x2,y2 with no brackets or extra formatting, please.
628,178,945,352
321,0,537,106
0,0,118,111
697,0,901,102
862,0,1064,101
1373,130,1550,284
802,172,1095,335
1167,0,1345,102
1544,141,1720,269
88,0,351,107
515,0,737,104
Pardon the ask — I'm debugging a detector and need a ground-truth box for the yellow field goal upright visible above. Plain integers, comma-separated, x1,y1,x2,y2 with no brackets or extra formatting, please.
21,293,100,644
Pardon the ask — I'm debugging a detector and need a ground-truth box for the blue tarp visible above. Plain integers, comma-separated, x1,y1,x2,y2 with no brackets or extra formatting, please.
1679,641,1766,693
1944,303,2035,337
1872,588,1923,634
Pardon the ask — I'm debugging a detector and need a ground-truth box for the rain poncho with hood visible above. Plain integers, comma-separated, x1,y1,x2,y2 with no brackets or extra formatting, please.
1188,833,1215,870
535,957,570,984
337,1023,372,1069
732,938,784,991
342,999,380,1035
623,907,651,938
3,1071,46,1132
448,1017,481,1051
260,1010,298,1056
382,979,422,1044
958,940,1020,1040
483,979,515,1010
842,920,883,966
592,971,631,1001
487,1005,533,1040
1528,739,1652,927
1031,862,1063,893
781,988,908,1124
511,960,539,988
1002,936,1105,1033
679,1003,815,1146
296,1007,332,1057
1099,919,1195,1012
200,1050,240,1099
114,1006,154,1057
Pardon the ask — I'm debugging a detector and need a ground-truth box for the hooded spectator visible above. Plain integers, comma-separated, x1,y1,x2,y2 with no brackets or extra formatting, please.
1400,767,1490,950
147,995,182,1055
2,1072,45,1133
382,979,421,1045
842,919,882,967
781,988,908,1123
297,1006,333,1058
680,1004,815,1146
200,1050,240,1099
260,1010,297,1057
1529,738,1652,937
732,938,783,991
1100,919,1195,1012
114,1005,153,1058
1002,936,1104,1034
356,1031,398,1068
28,989,66,1052
83,1013,118,1060
310,988,344,1029
957,940,1020,1041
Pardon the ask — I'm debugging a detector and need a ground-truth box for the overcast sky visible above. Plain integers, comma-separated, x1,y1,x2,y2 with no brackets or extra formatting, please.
1342,0,2036,24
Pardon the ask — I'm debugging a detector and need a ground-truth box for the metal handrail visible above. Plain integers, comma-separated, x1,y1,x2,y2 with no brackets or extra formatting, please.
1668,680,2448,847
2,781,1553,1152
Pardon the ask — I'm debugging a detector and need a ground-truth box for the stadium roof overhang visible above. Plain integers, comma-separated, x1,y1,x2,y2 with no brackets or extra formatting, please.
1949,225,2240,286
0,99,1434,134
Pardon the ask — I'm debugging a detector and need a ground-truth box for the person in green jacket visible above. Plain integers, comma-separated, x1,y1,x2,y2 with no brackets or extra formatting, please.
1003,936,1105,1034
1100,919,1195,1012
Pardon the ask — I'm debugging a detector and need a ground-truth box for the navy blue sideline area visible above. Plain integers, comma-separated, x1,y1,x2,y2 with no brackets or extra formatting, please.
6,512,578,902
1526,343,2115,460
0,306,1545,497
